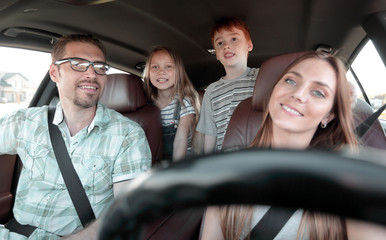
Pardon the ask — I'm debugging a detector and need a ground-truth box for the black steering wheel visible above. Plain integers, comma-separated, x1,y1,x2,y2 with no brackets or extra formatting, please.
99,148,386,239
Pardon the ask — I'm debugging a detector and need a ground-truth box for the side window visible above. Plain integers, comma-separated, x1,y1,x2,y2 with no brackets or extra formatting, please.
0,47,51,118
346,40,386,120
0,47,126,118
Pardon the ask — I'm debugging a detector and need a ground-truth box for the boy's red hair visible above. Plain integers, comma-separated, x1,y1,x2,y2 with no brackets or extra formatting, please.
210,17,251,47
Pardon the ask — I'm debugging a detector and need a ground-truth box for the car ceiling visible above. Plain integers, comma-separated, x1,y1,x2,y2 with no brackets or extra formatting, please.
0,0,386,89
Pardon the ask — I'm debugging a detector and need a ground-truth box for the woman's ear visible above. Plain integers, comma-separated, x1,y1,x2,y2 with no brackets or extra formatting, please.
322,112,335,125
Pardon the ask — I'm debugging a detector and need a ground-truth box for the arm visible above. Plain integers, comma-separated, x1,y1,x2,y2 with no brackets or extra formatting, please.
0,110,22,154
192,131,205,155
113,180,131,198
204,134,217,154
200,207,224,240
61,181,134,239
195,86,218,155
63,122,151,239
61,220,101,240
173,114,194,161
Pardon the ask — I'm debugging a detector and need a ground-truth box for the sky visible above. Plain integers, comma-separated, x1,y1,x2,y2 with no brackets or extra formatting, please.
0,47,51,87
348,41,386,96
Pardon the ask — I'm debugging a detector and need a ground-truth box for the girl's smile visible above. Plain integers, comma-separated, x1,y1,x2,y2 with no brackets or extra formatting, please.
149,50,176,91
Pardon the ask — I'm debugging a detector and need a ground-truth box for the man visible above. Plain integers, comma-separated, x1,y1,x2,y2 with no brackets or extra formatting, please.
0,34,151,239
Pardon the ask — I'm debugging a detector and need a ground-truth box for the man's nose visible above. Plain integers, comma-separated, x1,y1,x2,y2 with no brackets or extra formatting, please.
85,64,97,77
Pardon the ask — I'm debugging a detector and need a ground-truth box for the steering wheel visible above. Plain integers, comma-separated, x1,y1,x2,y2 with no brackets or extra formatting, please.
99,148,386,239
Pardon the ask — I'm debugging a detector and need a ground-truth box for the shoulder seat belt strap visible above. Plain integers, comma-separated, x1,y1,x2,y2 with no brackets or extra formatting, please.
48,107,96,227
246,207,297,240
355,103,386,138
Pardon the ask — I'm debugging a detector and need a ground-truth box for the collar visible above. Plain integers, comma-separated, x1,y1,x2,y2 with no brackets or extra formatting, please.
220,67,251,81
53,102,105,134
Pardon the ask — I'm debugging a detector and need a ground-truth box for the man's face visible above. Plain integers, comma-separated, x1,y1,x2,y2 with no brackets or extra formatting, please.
49,42,107,109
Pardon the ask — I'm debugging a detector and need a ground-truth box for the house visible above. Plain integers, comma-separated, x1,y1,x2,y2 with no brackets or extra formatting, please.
0,72,30,103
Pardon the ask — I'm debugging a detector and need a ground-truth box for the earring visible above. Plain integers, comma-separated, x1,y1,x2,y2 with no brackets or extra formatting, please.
321,122,327,128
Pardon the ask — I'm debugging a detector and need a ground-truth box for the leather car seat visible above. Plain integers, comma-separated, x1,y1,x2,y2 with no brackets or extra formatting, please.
353,98,386,149
99,73,163,165
222,52,386,150
222,52,307,150
0,154,17,224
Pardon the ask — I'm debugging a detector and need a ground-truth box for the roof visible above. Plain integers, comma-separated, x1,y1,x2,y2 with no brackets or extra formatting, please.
0,0,385,89
0,72,28,87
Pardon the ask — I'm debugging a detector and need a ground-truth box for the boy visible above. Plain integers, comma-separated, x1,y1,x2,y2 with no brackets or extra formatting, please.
196,17,259,153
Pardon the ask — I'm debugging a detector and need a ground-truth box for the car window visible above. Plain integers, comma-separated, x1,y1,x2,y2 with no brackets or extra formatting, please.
0,47,126,118
0,47,51,117
346,40,386,120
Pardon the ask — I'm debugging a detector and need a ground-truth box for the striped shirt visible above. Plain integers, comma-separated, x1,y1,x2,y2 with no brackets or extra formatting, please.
196,67,259,151
0,103,151,239
160,97,196,150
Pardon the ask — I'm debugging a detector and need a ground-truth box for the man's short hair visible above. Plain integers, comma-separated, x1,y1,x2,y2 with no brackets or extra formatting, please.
210,16,251,47
51,34,106,62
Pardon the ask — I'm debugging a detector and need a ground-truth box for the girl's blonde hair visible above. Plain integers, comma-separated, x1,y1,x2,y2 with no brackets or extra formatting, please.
143,46,200,126
222,52,358,240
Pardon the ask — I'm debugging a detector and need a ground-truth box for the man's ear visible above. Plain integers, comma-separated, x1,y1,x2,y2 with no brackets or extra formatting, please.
49,64,59,83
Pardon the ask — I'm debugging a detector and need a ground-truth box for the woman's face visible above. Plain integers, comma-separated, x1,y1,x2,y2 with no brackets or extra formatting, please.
268,58,337,136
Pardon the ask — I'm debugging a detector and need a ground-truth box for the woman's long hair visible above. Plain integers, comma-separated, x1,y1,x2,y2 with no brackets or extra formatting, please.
143,46,200,127
221,52,358,240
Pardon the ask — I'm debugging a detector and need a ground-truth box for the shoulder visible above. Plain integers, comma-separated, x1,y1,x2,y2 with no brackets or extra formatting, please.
182,97,193,106
180,97,195,116
248,67,259,78
97,104,144,135
1,106,48,122
204,78,225,94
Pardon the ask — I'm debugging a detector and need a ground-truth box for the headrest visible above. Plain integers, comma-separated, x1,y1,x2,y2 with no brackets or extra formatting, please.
252,52,308,111
99,73,148,113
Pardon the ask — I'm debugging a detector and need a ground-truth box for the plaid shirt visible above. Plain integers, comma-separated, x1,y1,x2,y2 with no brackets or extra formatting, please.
0,103,151,239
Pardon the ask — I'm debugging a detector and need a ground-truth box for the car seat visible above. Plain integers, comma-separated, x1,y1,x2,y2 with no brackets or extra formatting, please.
99,73,163,165
222,52,307,150
222,52,386,150
0,154,17,224
353,99,386,149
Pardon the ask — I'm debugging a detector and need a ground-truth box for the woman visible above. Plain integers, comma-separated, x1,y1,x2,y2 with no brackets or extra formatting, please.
200,52,383,240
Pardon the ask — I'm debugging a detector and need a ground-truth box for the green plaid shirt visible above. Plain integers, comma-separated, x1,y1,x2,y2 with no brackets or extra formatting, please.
0,103,151,239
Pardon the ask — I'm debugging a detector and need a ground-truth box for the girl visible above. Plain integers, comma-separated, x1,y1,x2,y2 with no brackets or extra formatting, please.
143,46,200,162
201,52,372,240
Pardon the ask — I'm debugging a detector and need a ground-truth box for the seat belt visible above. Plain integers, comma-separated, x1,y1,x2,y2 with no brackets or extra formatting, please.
245,207,297,240
48,107,96,227
355,103,386,138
